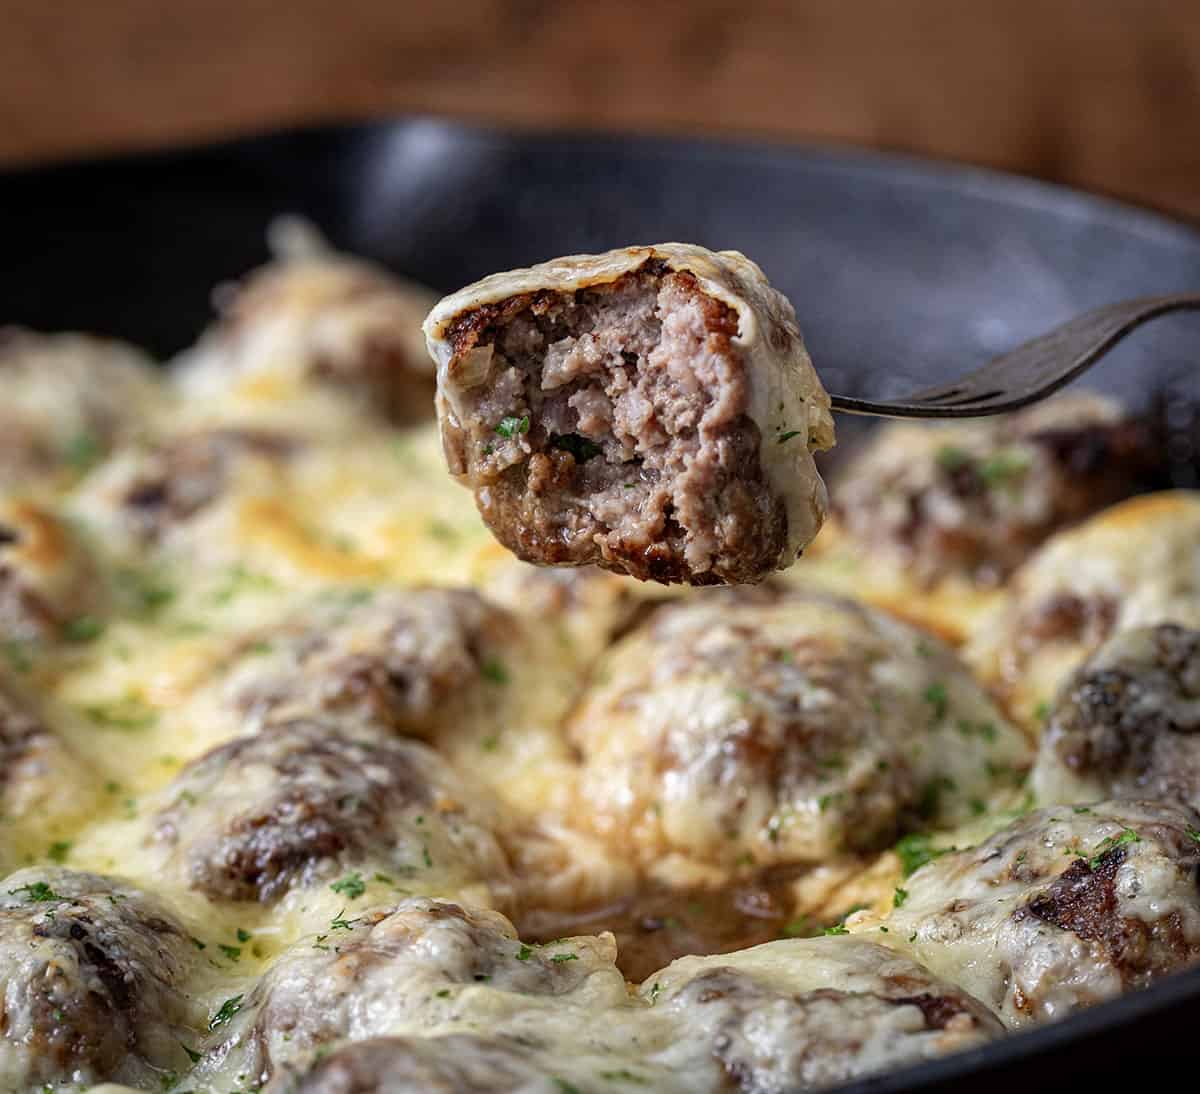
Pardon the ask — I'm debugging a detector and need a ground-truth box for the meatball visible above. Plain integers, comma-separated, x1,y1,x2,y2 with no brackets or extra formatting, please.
569,589,1030,872
74,428,295,551
200,897,629,1090
1032,624,1200,808
424,244,835,586
0,867,201,1089
832,393,1157,588
0,328,165,488
885,799,1200,1026
226,587,518,741
269,1035,567,1094
643,936,1002,1091
966,491,1200,728
0,495,102,643
173,248,438,427
150,721,512,909
0,680,98,850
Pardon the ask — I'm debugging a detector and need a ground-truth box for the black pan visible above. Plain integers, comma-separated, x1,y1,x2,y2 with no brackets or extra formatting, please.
3,118,1199,1090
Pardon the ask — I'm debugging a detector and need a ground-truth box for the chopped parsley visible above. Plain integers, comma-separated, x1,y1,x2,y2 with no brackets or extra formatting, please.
330,872,366,900
422,845,433,869
893,887,909,908
922,681,948,722
190,936,207,951
980,447,1032,488
212,563,277,605
218,944,241,963
480,658,509,685
817,792,843,813
80,695,158,731
515,944,533,961
114,567,176,616
822,924,850,936
777,430,803,444
935,445,971,472
781,917,811,938
330,911,357,932
63,431,102,472
1033,699,1052,723
551,433,602,462
894,833,953,877
427,520,458,543
63,615,105,643
1088,828,1141,869
1187,826,1200,845
208,994,244,1030
2,639,34,674
8,881,63,902
180,1042,203,1064
46,841,71,863
550,952,579,963
598,1070,648,1085
236,928,251,943
495,415,530,439
436,988,451,998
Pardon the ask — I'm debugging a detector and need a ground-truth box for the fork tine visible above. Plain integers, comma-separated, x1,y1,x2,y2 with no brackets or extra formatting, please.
906,294,1200,412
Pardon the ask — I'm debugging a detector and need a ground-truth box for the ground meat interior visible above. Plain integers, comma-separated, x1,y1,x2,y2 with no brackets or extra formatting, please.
443,261,787,584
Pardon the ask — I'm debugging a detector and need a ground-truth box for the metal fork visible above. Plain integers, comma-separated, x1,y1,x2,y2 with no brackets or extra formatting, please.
830,294,1200,418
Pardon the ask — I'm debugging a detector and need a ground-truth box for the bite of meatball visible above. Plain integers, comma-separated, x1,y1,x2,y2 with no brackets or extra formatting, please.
424,244,835,585
150,720,513,909
885,798,1200,1026
0,867,201,1089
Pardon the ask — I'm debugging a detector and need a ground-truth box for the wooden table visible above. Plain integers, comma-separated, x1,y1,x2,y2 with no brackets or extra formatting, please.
4,0,1200,220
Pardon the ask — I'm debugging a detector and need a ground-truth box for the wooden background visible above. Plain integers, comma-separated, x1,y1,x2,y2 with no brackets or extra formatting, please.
4,0,1200,219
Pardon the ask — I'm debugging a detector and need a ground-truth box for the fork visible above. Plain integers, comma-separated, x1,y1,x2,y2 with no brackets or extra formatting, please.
829,294,1200,418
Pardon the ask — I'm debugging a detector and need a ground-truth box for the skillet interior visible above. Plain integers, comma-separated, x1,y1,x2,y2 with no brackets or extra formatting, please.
3,116,1200,1090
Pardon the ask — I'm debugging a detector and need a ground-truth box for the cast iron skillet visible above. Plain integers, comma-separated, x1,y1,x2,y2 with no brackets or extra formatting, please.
3,118,1200,1090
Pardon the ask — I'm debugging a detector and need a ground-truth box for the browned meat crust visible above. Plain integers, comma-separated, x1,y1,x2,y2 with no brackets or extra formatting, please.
0,869,199,1087
1035,624,1200,806
151,720,509,904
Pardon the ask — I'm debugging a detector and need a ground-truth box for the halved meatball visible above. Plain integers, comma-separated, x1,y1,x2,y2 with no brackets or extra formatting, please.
0,494,102,644
226,587,518,741
0,867,201,1089
643,936,1001,1091
150,721,512,908
568,589,1030,873
832,394,1158,589
966,491,1200,728
0,328,165,488
885,799,1200,1026
173,246,438,426
199,897,629,1091
425,245,835,586
1032,624,1200,807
